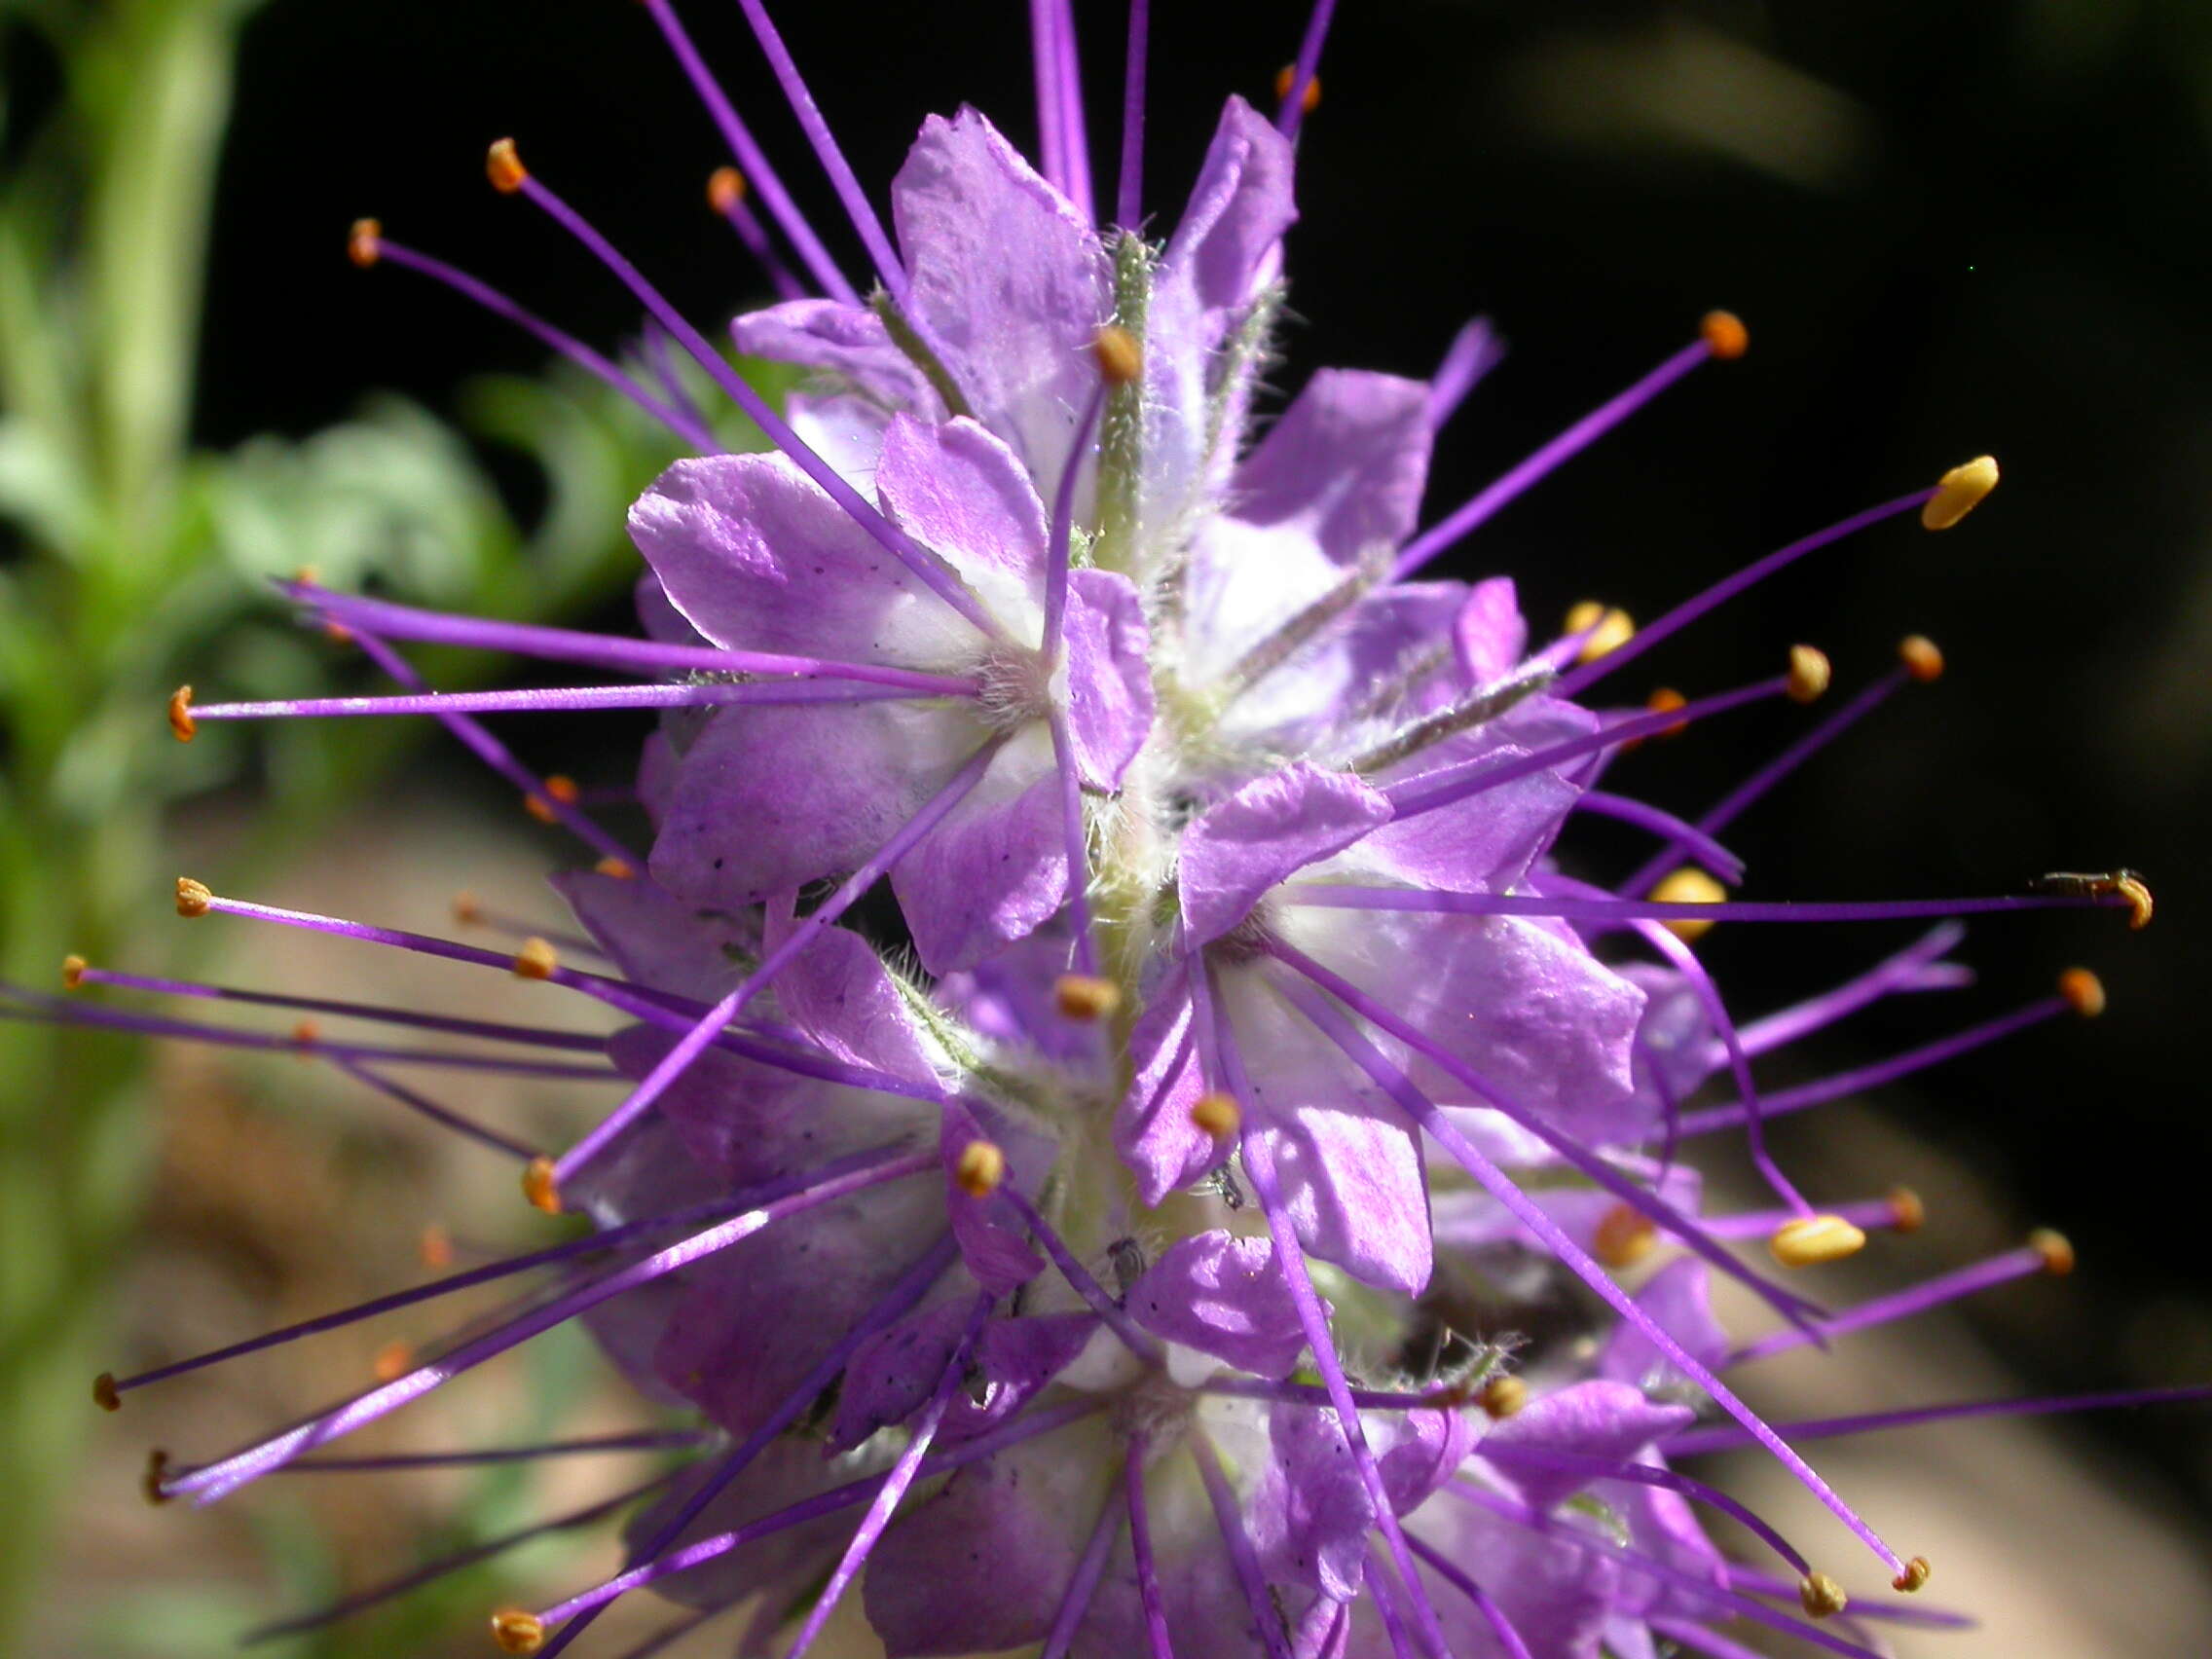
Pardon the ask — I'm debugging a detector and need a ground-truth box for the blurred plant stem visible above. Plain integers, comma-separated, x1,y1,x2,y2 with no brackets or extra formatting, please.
0,1,691,1644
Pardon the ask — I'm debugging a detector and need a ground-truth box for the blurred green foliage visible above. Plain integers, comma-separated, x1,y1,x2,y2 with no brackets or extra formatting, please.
0,0,690,1647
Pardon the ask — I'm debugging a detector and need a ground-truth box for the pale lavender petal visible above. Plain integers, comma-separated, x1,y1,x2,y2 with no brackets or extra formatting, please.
1453,576,1529,685
1179,762,1392,946
729,297,940,413
1114,961,1213,1204
1061,567,1155,788
1479,1382,1697,1511
1248,1100,1431,1295
1128,1233,1310,1378
891,727,1067,974
1598,1259,1730,1393
875,413,1050,598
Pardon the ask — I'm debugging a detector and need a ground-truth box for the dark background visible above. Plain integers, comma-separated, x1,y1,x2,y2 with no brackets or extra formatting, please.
196,0,2209,1516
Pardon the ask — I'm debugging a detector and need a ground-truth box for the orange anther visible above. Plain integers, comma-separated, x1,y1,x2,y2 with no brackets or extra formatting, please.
594,856,637,880
167,685,196,742
175,878,212,919
61,954,87,989
2057,967,2105,1018
1888,1187,1926,1234
1898,635,1944,683
1478,1375,1528,1419
1770,1215,1868,1268
708,166,747,213
2030,1228,2075,1276
487,138,528,195
92,1372,121,1412
522,1156,562,1215
1093,325,1143,387
1594,1202,1657,1268
1786,645,1831,704
1273,64,1322,114
1053,975,1122,1021
348,217,383,268
512,939,559,980
1921,455,1999,531
490,1608,545,1654
954,1139,1006,1198
1800,1572,1849,1619
1192,1092,1241,1138
1699,310,1749,360
1893,1555,1932,1593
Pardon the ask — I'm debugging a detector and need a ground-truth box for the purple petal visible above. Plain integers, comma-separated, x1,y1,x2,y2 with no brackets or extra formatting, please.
830,1295,978,1452
1128,1232,1310,1379
1162,96,1298,329
757,911,940,1085
1179,762,1392,947
1256,1403,1374,1601
891,728,1067,975
728,297,941,413
1247,1099,1432,1295
940,1100,1042,1295
1479,1381,1696,1511
551,867,754,1003
1453,576,1529,685
1598,1259,1730,1392
1061,567,1155,787
1113,962,1213,1204
940,1312,1097,1441
875,413,1050,601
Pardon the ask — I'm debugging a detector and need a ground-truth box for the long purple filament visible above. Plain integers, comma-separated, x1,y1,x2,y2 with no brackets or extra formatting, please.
638,0,852,301
1662,1383,2212,1458
324,1055,540,1160
1191,1430,1296,1659
271,1429,712,1474
1041,1488,1123,1659
191,677,949,722
165,1148,933,1503
729,0,909,299
1550,490,1936,701
1391,337,1714,578
283,581,976,692
1700,1193,1917,1240
1729,1243,2054,1367
1115,0,1150,229
999,1183,1161,1362
1573,791,1745,885
368,238,714,450
1728,923,1968,1061
551,736,1004,1186
1049,715,1099,977
1480,1441,1811,1574
1125,1435,1178,1659
1029,0,1069,200
784,1293,997,1657
511,170,998,635
1401,1536,1534,1659
713,180,807,302
1425,317,1505,430
1287,885,2126,929
1276,0,1337,140
1203,971,1455,1659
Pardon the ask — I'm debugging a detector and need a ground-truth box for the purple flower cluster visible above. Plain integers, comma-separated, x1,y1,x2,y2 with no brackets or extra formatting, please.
56,4,2195,1657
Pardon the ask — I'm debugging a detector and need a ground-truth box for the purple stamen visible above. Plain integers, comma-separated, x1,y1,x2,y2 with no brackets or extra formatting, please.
998,1183,1162,1362
1721,1565,1976,1630
1662,1383,2212,1458
164,1147,934,1503
533,1395,1104,1626
551,737,1005,1187
783,1293,997,1657
1679,993,2070,1137
1043,383,1107,659
1125,1434,1179,1659
1622,666,1909,900
272,1429,712,1473
1549,491,1936,701
346,627,638,867
1027,0,1093,221
1727,923,1968,1061
1276,0,1337,140
638,0,853,301
1450,1483,1893,1659
1115,0,1150,229
1382,670,1792,822
1425,317,1506,430
1728,1241,2059,1368
712,173,807,302
283,581,977,693
1260,944,1825,1332
1029,1,1067,203
1275,977,1905,1575
1402,1536,1535,1659
1479,1441,1811,1575
1701,1193,1919,1241
1286,886,2128,929
1573,790,1745,885
67,965,606,1054
242,1469,682,1644
641,320,715,437
1648,1616,1788,1659
1049,714,1099,977
1198,1376,1440,1412
1041,1489,1123,1659
365,237,714,450
324,1056,540,1161
0,990,616,1081
729,0,909,299
1203,972,1454,1659
189,677,950,723
1391,334,1717,579
535,1235,959,1656
187,891,944,1102
113,1150,901,1405
508,167,999,634
1192,1430,1296,1659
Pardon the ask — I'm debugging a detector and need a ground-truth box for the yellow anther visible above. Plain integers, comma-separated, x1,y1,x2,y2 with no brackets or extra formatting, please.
1893,1555,1932,1593
954,1139,1006,1198
1799,1572,1849,1619
1898,635,1945,683
1786,644,1831,704
1564,602,1634,664
175,878,212,919
1093,325,1143,387
167,685,196,741
486,138,528,195
1273,63,1322,114
1769,1214,1868,1268
1593,1201,1657,1269
92,1372,121,1413
1192,1091,1241,1139
453,891,483,926
1888,1186,1925,1234
490,1608,545,1654
61,954,87,989
1478,1375,1529,1419
348,217,383,269
1650,867,1725,942
373,1340,412,1383
142,1448,171,1506
594,856,637,880
1921,455,1999,531
522,1156,562,1215
420,1223,455,1272
2057,967,2106,1018
1053,974,1123,1021
2029,1227,2075,1276
1699,310,1749,360
708,165,747,213
512,938,560,980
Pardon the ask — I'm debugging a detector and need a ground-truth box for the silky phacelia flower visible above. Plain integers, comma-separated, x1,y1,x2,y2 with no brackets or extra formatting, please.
46,4,2203,1657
